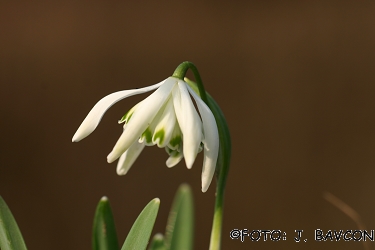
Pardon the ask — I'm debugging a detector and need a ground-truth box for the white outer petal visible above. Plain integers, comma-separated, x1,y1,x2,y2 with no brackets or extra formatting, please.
107,78,177,163
186,84,219,192
116,141,145,175
72,80,165,142
177,80,202,169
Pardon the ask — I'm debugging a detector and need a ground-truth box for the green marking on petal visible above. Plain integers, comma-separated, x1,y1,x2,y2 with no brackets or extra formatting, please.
165,146,173,155
153,129,165,146
141,128,153,144
118,102,141,124
165,146,180,157
119,110,134,124
169,135,181,149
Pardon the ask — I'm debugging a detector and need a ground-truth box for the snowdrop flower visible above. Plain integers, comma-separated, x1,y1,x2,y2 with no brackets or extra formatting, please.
72,77,219,192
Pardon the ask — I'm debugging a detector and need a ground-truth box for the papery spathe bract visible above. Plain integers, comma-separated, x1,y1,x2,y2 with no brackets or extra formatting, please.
72,77,219,192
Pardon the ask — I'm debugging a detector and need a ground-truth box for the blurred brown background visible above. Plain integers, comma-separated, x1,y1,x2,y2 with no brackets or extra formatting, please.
1,1,375,249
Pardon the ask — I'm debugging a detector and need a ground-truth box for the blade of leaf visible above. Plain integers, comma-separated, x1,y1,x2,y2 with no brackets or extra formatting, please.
148,233,166,250
0,196,27,250
92,196,119,250
164,184,194,250
121,198,160,250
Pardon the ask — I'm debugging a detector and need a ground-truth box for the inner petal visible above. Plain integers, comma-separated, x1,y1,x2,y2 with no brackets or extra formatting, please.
168,123,182,151
118,100,143,124
165,147,184,168
107,78,176,163
152,97,177,148
138,95,172,146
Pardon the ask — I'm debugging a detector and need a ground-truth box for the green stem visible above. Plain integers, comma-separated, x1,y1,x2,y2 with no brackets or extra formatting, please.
209,180,225,250
172,61,208,104
206,94,231,250
180,63,231,250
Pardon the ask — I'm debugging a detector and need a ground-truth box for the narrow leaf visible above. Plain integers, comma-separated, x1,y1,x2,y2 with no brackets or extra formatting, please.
164,184,194,250
148,233,166,250
92,196,119,250
0,196,27,250
121,198,160,250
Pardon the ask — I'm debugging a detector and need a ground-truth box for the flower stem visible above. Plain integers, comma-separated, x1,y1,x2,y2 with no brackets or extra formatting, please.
181,63,232,250
172,61,208,104
206,92,231,250
209,178,225,250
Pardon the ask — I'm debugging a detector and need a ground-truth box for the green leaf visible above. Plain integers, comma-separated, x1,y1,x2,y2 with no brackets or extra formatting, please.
121,198,160,250
148,233,166,250
92,196,119,250
0,196,27,250
164,184,194,250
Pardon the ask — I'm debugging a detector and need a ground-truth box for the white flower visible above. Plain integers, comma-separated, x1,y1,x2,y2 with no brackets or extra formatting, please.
72,77,219,192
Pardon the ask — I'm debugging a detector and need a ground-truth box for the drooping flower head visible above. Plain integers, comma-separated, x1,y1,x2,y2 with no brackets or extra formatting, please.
72,76,219,192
